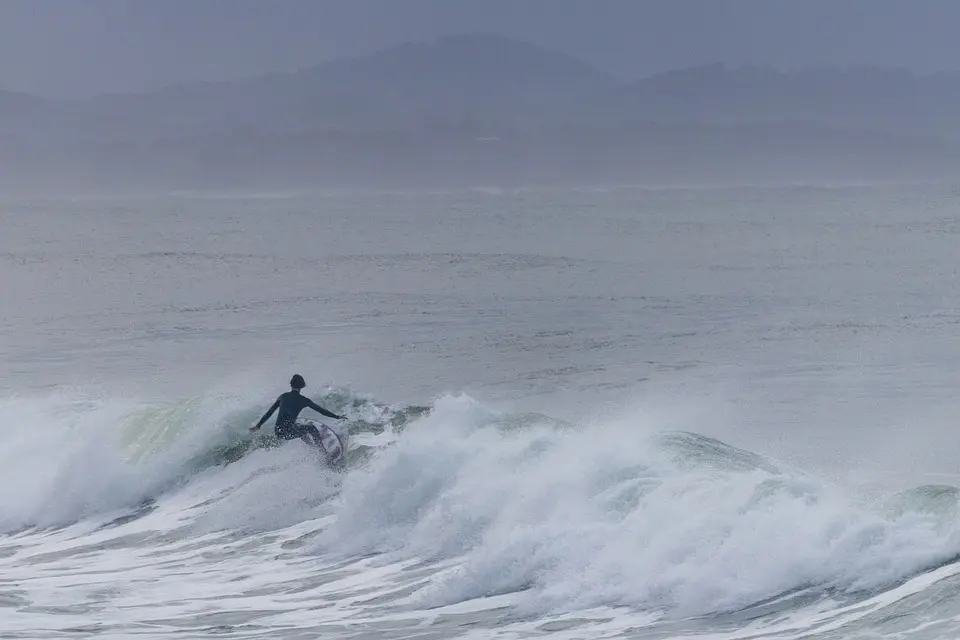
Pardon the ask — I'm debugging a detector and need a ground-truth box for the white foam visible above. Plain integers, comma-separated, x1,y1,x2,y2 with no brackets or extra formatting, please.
320,395,960,618
5,388,960,632
0,387,253,530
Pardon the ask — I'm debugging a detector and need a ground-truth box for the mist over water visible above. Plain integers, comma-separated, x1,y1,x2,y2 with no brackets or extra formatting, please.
3,185,960,638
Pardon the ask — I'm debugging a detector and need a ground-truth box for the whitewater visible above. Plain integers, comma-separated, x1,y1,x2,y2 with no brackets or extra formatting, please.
5,185,960,639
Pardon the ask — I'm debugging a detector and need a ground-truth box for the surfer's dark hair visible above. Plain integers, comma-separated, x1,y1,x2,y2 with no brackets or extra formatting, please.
290,374,306,389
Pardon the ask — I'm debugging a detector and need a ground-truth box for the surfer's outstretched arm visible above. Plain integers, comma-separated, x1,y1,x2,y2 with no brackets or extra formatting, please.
307,399,345,421
251,397,280,431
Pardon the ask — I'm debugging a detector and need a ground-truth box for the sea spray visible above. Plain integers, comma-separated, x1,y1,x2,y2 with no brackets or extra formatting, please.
0,385,407,531
319,396,960,617
4,388,960,623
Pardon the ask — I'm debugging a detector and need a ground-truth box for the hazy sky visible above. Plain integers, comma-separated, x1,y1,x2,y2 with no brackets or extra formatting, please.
2,0,960,97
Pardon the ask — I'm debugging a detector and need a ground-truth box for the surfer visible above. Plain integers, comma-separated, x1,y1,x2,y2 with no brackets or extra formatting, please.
250,374,346,448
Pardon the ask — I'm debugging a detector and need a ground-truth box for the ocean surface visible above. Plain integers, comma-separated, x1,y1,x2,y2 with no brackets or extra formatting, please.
5,184,960,639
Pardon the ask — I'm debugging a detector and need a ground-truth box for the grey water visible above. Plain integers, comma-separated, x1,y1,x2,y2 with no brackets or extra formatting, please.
4,184,960,638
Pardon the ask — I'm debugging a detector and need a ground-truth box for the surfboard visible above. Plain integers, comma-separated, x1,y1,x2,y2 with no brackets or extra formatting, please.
313,421,345,464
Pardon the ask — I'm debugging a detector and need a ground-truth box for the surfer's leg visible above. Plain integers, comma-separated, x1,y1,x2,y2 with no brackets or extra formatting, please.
303,425,322,448
288,421,321,448
277,421,311,443
275,423,298,440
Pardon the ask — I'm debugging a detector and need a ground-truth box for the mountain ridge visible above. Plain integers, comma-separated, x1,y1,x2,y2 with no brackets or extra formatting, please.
4,35,960,191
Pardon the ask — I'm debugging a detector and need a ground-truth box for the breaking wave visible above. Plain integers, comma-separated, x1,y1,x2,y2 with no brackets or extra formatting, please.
4,386,960,634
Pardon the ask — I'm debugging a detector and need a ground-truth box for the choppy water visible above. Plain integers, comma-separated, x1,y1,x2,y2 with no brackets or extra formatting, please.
5,185,960,638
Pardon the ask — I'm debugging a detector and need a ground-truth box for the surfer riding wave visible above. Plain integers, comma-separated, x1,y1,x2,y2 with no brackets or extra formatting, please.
250,374,346,449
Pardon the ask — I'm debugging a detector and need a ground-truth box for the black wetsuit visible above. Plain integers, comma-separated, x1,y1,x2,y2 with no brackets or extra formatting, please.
254,390,341,443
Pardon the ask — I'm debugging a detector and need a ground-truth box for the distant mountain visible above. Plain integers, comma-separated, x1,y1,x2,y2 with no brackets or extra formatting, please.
610,65,960,138
88,35,618,135
0,90,53,135
0,90,95,146
7,38,960,192
0,90,43,115
16,42,960,140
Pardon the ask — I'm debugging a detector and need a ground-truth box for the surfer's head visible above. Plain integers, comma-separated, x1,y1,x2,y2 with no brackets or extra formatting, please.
290,374,306,390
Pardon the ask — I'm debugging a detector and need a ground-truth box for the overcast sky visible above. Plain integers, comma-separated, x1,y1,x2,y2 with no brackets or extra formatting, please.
2,0,959,97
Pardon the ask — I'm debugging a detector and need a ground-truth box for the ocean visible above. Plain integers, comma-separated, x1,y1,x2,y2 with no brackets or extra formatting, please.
4,184,960,638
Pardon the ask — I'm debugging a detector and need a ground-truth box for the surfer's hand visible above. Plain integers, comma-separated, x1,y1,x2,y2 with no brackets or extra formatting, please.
249,425,260,432
337,415,347,421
